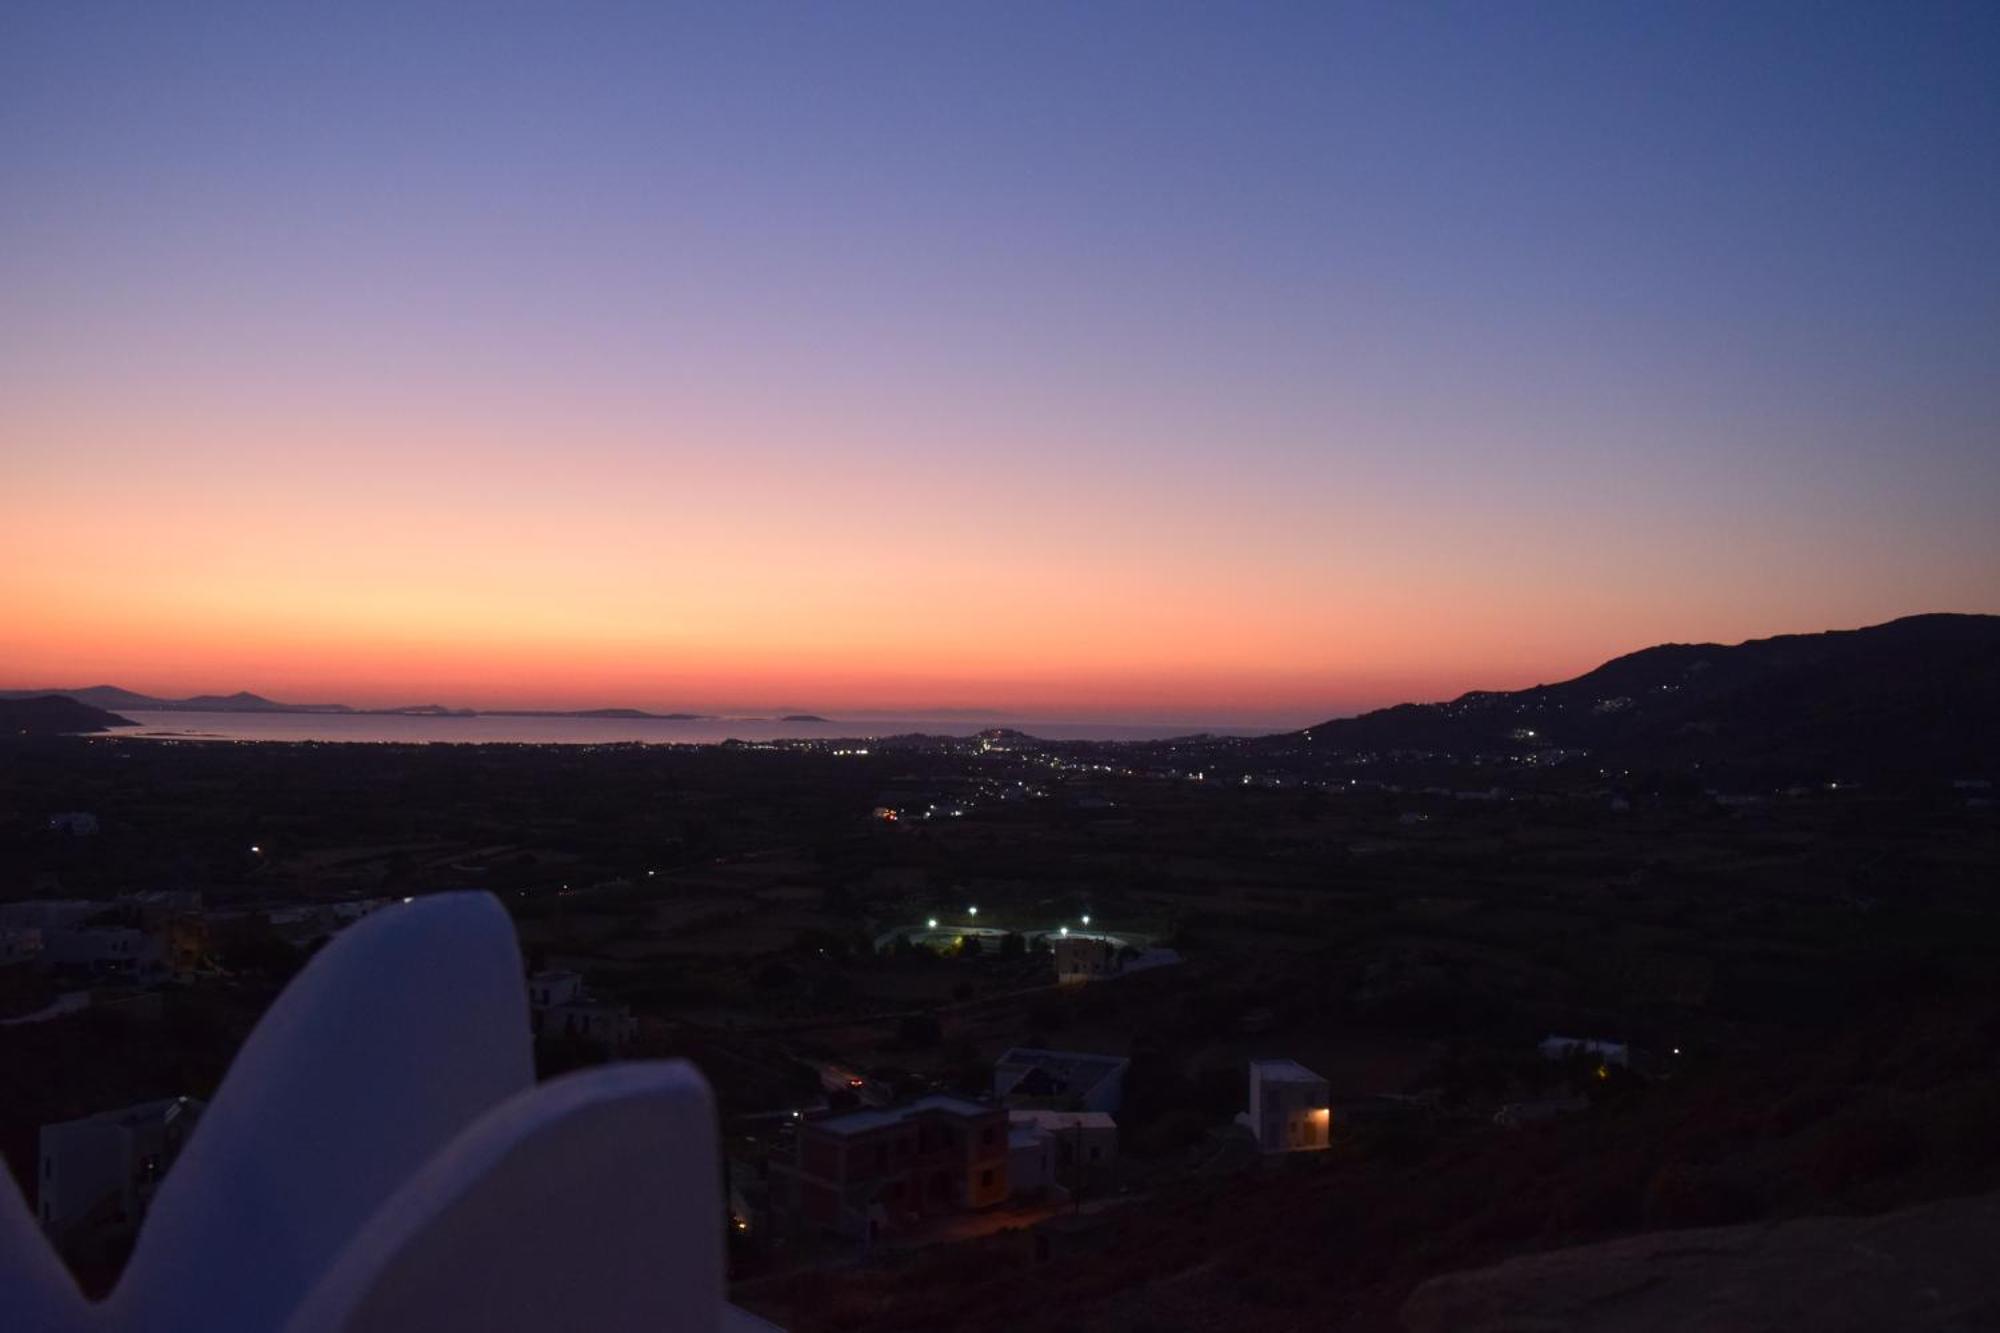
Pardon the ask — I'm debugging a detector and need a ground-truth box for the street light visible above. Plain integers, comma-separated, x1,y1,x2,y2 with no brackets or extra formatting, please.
968,905,979,918
1059,925,1068,937
926,917,938,930
1081,914,1091,926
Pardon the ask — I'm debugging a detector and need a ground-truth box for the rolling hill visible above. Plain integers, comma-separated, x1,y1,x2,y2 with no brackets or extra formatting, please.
0,695,137,736
1293,613,2000,783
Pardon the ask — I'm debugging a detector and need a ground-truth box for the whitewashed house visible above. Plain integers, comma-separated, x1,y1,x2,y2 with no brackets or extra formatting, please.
1006,1110,1117,1198
1247,1059,1330,1153
527,969,634,1048
1538,1035,1629,1067
37,1096,204,1245
1051,934,1120,984
42,926,165,980
528,969,582,1009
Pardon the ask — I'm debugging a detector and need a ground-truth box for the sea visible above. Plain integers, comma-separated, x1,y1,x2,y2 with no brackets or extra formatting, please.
109,710,1272,746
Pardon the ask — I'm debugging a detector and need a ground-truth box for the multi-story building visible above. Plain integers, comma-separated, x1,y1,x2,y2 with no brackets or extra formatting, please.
777,1095,1008,1242
41,926,165,981
1247,1059,1330,1153
38,1096,205,1246
1051,934,1121,984
527,968,635,1047
1006,1109,1118,1197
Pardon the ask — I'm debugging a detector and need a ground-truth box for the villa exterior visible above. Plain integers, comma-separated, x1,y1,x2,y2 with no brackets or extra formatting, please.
528,968,635,1047
37,1096,205,1247
1007,1109,1118,1196
1051,934,1121,983
1247,1059,1330,1153
776,1095,1009,1241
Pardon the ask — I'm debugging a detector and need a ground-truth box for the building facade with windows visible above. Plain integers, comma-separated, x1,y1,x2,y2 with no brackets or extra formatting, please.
1248,1059,1330,1153
37,1096,205,1246
777,1096,1008,1241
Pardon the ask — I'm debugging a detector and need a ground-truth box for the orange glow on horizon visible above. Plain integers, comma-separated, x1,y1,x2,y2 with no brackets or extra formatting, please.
3,394,1984,720
5,373,1990,724
5,5,1999,727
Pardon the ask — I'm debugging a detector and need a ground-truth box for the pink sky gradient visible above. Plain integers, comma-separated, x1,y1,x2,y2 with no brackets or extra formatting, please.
4,7,1996,724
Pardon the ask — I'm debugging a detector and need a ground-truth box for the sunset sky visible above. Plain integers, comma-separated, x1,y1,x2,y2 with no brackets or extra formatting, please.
4,4,1997,725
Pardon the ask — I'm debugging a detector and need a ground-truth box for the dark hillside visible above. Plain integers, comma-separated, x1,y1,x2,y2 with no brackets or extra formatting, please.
0,696,135,736
1291,614,2000,785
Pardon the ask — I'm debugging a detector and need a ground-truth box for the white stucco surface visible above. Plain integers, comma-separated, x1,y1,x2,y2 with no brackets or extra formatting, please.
0,890,761,1332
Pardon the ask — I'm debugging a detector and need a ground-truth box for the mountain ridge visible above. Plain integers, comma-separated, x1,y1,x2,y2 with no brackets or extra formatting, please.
1290,612,2000,782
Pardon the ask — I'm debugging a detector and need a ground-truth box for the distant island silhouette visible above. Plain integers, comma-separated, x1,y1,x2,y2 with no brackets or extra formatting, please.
5,614,1996,763
0,686,724,723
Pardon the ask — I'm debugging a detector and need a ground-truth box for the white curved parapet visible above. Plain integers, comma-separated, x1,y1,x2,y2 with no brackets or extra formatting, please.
1,891,766,1333
0,1164,88,1333
284,1062,720,1333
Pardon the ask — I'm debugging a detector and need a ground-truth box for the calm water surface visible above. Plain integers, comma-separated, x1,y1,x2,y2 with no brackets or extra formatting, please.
113,710,1271,745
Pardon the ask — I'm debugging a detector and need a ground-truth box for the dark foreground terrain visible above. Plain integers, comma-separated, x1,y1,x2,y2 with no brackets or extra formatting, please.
2,640,1995,1326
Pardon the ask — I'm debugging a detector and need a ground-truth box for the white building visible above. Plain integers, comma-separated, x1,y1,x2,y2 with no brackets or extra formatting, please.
42,926,165,980
1538,1035,1629,1067
0,901,101,932
37,1096,204,1243
528,969,582,1009
1247,1059,1330,1153
1051,934,1120,984
1006,1110,1117,1198
994,1048,1128,1115
528,969,634,1047
263,898,387,951
1048,933,1180,985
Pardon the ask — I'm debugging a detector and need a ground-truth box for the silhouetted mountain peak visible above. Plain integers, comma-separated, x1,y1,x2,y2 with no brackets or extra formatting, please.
1298,614,2000,783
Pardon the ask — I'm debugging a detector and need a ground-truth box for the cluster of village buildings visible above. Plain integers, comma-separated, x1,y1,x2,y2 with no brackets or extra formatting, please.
732,1047,1338,1249
9,810,1630,1272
